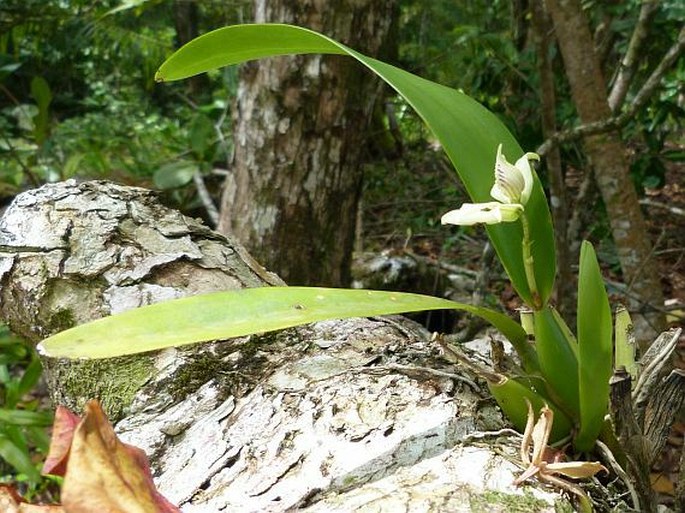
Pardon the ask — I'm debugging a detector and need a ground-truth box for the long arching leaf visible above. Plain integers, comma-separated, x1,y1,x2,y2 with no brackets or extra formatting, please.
38,287,528,361
155,24,556,307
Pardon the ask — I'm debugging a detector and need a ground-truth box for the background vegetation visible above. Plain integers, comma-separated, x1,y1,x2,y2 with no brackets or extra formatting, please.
0,0,683,498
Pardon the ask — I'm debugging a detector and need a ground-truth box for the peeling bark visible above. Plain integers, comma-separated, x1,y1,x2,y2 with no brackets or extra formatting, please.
218,0,398,287
0,182,576,511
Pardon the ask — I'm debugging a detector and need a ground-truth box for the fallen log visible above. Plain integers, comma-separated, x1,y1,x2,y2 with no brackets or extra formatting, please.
0,180,569,512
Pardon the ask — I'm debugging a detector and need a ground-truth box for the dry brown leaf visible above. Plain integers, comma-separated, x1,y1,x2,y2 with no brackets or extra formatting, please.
42,405,81,477
651,473,674,495
60,400,180,513
0,485,64,513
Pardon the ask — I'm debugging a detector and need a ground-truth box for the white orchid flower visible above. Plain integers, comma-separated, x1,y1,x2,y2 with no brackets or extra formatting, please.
441,144,540,227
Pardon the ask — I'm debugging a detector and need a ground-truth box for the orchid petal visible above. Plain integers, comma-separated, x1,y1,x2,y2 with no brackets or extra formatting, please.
490,145,540,206
516,152,539,205
491,144,524,204
441,202,523,226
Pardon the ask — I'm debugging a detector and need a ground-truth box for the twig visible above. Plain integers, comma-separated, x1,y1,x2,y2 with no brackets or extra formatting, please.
626,229,665,297
214,95,233,170
605,279,683,320
608,0,660,111
595,440,641,511
1,135,41,187
363,363,480,392
537,26,685,156
403,250,479,278
461,428,521,443
192,171,219,227
640,198,685,217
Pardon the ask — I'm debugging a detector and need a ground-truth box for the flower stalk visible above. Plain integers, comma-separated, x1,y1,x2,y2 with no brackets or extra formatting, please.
521,214,541,308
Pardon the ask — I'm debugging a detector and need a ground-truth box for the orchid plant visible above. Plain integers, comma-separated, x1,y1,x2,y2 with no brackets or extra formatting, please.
37,23,634,494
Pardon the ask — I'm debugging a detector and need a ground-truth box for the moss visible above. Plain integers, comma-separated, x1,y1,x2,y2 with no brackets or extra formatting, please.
167,352,229,400
166,330,301,401
47,309,76,333
554,499,575,513
43,355,154,421
469,490,555,513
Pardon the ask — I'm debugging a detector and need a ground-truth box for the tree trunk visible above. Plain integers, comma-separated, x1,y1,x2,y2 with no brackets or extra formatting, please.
545,0,665,343
0,181,573,512
217,0,398,287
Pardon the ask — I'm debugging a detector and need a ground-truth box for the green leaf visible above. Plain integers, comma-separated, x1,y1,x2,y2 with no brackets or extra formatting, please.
38,287,526,360
27,425,51,454
614,305,637,380
488,375,572,442
189,113,216,159
575,241,613,451
18,356,43,397
0,408,53,427
0,433,40,482
153,161,199,190
534,306,579,418
155,23,556,307
0,342,28,365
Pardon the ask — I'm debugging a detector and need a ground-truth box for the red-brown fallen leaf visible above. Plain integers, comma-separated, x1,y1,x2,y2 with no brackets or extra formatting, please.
58,400,180,513
42,405,81,477
0,485,64,513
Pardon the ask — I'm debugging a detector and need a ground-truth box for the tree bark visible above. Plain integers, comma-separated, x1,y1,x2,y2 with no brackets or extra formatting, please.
0,181,574,512
544,0,665,343
217,0,398,287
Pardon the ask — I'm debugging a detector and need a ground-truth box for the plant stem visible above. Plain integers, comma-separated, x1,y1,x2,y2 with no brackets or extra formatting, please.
521,215,541,309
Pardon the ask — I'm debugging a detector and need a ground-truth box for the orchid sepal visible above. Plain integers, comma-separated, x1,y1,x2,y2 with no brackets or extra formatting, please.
490,144,539,206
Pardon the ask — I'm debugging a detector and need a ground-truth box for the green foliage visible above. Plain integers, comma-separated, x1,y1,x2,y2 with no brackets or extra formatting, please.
0,0,244,215
488,375,572,442
38,23,632,456
614,306,638,380
3,0,681,473
156,23,556,307
0,325,53,486
534,307,580,418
